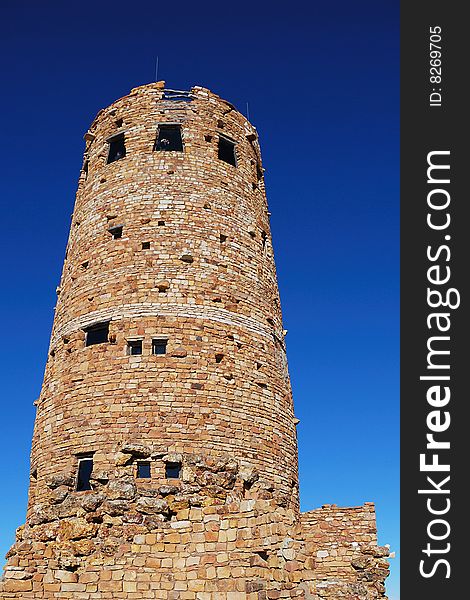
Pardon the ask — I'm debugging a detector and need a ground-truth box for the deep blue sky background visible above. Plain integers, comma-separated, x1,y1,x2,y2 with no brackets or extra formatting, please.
0,1,399,598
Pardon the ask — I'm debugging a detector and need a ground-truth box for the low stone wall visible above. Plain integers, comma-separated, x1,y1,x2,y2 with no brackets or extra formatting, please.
300,504,390,598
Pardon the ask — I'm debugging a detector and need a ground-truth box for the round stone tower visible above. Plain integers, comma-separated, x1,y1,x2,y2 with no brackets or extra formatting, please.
31,81,298,510
1,83,389,600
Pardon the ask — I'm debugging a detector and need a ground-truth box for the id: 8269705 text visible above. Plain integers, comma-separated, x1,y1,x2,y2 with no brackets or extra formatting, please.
429,26,443,107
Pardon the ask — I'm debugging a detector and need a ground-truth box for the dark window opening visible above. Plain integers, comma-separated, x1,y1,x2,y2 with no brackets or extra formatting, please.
109,225,123,239
137,461,151,478
215,353,224,363
261,230,267,250
81,261,89,270
128,340,143,355
256,163,263,180
107,134,126,164
152,339,168,355
115,118,123,128
219,234,227,243
165,462,181,479
85,322,109,346
141,241,151,250
76,456,93,491
162,90,193,102
83,160,89,179
155,125,183,152
218,136,237,166
158,221,165,226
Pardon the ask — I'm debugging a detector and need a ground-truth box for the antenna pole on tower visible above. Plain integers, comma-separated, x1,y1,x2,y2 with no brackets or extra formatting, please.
155,56,159,82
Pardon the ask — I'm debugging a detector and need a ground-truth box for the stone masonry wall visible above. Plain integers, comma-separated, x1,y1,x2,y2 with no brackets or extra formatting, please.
301,504,390,598
0,82,389,599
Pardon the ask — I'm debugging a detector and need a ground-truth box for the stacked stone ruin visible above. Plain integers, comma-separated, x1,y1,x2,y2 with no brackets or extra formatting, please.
0,82,389,599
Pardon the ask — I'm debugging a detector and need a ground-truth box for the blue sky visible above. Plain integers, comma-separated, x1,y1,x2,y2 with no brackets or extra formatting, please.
0,1,399,597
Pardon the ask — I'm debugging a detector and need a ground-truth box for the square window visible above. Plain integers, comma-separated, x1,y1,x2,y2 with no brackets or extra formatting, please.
109,225,123,239
76,456,93,491
218,136,237,166
107,134,126,164
142,241,151,250
137,462,151,478
165,462,181,479
127,340,143,355
155,125,183,152
85,322,109,346
152,339,168,355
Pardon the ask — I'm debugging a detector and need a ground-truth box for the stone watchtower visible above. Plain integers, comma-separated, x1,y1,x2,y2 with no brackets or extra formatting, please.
1,83,389,599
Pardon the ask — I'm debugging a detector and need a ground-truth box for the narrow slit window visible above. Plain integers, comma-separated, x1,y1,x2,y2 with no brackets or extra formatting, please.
137,461,151,478
85,322,109,346
107,134,126,164
76,455,93,491
152,339,168,355
165,462,181,479
109,225,123,239
127,340,143,355
154,125,183,152
261,231,268,250
218,136,237,166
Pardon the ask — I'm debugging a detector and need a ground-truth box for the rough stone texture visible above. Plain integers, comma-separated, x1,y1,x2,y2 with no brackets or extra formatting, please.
0,82,389,599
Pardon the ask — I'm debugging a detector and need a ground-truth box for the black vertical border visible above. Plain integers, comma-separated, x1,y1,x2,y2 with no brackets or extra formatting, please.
401,3,466,599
